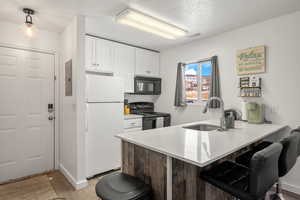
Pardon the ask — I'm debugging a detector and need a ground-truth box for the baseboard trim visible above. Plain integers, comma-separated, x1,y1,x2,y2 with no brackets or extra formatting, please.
282,181,300,197
59,164,88,190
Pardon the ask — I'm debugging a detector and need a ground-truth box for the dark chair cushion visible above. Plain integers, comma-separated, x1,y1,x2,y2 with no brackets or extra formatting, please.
95,172,151,200
201,161,256,200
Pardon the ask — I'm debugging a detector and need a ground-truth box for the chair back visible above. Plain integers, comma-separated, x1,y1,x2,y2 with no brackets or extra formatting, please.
278,134,299,177
291,128,300,156
249,143,282,199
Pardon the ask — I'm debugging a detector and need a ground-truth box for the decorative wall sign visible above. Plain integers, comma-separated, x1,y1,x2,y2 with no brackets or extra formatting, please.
236,46,266,75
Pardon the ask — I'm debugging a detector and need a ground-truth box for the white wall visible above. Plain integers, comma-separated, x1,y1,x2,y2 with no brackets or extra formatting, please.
0,21,59,52
75,15,87,188
59,16,87,189
156,11,300,194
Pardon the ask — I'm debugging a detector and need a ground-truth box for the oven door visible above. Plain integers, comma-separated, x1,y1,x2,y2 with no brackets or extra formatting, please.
143,117,156,130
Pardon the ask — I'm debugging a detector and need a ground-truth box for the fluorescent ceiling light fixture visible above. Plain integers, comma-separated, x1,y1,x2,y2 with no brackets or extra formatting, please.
116,8,188,40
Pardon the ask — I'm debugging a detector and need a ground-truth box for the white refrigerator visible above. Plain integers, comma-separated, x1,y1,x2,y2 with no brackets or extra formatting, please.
86,73,124,178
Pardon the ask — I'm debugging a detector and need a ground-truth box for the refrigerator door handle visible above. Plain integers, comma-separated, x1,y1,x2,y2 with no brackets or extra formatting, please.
87,101,124,103
85,104,88,132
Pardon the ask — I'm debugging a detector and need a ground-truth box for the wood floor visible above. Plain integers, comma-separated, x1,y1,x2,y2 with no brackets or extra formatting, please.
0,171,299,200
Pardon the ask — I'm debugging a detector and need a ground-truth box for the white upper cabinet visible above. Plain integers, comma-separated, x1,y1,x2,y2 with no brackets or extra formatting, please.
85,36,96,69
85,36,115,73
135,48,160,77
95,39,115,73
114,43,135,93
85,35,161,92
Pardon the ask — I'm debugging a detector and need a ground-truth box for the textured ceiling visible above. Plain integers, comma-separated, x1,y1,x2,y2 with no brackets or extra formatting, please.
1,0,300,50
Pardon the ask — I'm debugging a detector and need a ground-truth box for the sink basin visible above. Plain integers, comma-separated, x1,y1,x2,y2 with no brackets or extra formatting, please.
183,124,220,131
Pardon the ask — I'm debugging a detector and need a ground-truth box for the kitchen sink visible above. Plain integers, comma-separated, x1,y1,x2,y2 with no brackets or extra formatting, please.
183,124,220,131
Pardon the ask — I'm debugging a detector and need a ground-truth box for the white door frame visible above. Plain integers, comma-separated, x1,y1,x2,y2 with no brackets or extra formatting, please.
0,42,60,170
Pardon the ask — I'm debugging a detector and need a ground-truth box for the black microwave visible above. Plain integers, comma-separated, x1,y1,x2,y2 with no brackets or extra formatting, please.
134,76,161,95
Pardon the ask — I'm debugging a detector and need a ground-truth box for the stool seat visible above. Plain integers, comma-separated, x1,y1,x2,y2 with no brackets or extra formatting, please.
95,172,151,200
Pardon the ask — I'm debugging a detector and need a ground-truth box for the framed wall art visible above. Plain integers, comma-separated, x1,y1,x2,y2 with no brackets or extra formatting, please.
236,45,266,75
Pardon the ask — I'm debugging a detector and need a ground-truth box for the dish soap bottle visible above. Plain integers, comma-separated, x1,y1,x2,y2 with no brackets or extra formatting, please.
124,105,130,115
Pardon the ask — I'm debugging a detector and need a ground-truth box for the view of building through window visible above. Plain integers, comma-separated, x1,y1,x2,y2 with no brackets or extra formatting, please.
184,60,212,103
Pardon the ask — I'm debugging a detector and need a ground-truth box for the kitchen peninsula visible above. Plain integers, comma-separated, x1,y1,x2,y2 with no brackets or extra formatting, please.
116,120,287,200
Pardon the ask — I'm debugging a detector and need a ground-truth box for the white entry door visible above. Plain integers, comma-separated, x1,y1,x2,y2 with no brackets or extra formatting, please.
0,46,54,183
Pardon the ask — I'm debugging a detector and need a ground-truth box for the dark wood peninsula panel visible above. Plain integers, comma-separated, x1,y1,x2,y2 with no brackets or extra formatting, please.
122,140,262,200
122,141,167,200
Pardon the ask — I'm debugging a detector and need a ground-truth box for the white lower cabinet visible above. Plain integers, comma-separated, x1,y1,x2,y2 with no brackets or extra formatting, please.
124,118,143,132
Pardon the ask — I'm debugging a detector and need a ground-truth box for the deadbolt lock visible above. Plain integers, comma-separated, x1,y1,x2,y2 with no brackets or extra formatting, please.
48,103,54,113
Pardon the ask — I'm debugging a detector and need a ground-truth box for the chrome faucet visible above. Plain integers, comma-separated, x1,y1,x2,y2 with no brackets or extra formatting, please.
204,97,227,131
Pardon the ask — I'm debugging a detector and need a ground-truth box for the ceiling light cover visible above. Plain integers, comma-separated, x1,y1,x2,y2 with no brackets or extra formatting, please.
23,8,36,38
116,8,188,40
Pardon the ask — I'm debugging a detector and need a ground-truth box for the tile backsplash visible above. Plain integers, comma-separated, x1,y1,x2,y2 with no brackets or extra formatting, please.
125,94,159,103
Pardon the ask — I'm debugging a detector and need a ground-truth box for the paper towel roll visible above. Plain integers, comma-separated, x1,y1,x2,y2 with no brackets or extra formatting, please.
241,101,247,121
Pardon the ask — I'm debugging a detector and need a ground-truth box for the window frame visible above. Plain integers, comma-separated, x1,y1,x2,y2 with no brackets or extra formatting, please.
184,58,212,105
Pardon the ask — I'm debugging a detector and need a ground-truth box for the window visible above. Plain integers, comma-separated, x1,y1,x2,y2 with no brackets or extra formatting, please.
184,60,212,103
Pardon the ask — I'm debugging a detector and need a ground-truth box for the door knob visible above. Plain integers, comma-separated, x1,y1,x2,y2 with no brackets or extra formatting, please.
48,115,55,120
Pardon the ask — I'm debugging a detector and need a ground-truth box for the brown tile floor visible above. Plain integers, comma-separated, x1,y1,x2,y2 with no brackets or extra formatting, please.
0,175,58,200
0,171,299,200
0,171,100,200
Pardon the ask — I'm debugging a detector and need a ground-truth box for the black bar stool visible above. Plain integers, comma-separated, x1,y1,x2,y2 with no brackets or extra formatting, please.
236,131,300,200
237,128,300,166
272,132,300,200
201,143,283,200
95,172,152,200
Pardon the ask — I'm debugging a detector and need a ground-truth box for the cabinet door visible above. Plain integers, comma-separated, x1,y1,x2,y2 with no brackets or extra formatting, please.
115,44,135,93
95,39,115,73
135,48,160,77
85,36,96,69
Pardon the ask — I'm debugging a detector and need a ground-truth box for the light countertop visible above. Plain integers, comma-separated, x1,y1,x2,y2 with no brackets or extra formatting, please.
124,114,143,120
116,120,287,167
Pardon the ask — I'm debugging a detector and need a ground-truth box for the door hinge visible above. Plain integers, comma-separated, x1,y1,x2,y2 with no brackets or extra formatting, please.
54,75,57,80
